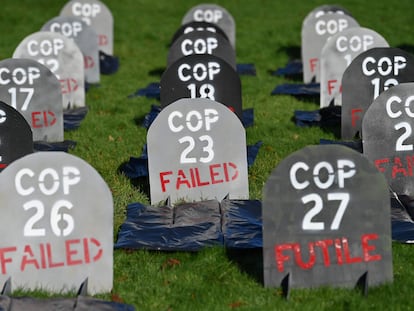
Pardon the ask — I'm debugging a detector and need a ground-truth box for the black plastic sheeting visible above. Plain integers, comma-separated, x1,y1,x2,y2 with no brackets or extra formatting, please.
294,105,341,127
99,51,119,75
115,199,262,251
271,59,303,78
115,196,414,252
0,295,135,311
271,82,320,96
118,141,263,179
64,106,89,131
34,140,77,152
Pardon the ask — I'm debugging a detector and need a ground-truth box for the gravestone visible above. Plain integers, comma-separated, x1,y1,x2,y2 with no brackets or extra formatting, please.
363,83,414,196
147,98,249,205
167,30,236,70
60,0,114,55
160,54,242,121
13,31,85,110
41,15,100,84
182,4,236,49
0,101,33,172
0,58,63,142
342,48,414,139
320,27,388,108
263,144,392,291
301,8,359,83
0,151,113,294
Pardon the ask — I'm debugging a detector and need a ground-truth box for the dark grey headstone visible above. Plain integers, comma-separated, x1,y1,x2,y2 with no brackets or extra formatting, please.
363,83,414,196
320,27,389,108
170,21,229,47
167,30,236,70
182,4,235,49
0,58,63,142
147,98,249,205
0,151,113,294
41,15,100,84
301,11,359,83
0,101,33,172
60,0,114,55
341,48,414,140
13,31,85,110
263,144,392,289
160,54,242,121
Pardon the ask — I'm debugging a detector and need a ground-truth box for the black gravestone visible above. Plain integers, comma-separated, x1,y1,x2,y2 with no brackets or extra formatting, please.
0,101,33,171
342,48,414,139
363,83,414,196
263,144,392,290
160,54,242,120
167,30,236,70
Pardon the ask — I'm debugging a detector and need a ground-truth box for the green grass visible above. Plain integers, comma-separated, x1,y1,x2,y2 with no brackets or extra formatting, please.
1,0,414,309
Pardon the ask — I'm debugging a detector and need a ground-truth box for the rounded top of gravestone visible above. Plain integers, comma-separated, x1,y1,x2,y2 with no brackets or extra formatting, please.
262,144,392,288
41,15,100,84
167,29,236,70
0,151,113,294
181,3,236,49
363,82,414,196
0,101,33,171
13,31,85,110
320,26,389,108
147,97,249,205
160,54,242,120
341,47,414,140
0,58,64,142
170,21,229,47
59,0,113,55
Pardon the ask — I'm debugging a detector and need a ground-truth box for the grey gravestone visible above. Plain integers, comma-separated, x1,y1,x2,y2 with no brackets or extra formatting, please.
0,58,63,142
301,10,359,83
147,98,249,205
170,21,229,47
160,54,242,121
363,83,414,196
60,0,114,55
0,151,113,294
342,48,414,140
13,31,85,110
263,144,392,290
41,15,100,84
182,4,236,49
320,27,389,108
167,30,236,70
0,101,33,172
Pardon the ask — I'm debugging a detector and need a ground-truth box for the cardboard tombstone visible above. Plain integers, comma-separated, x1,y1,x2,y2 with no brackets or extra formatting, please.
301,10,359,83
363,83,414,196
0,101,33,172
263,144,392,292
0,151,113,294
60,0,113,55
0,58,63,142
170,21,229,47
160,54,242,121
320,27,389,108
342,48,414,140
13,31,85,110
147,98,249,205
167,30,236,70
41,15,100,84
181,3,236,49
